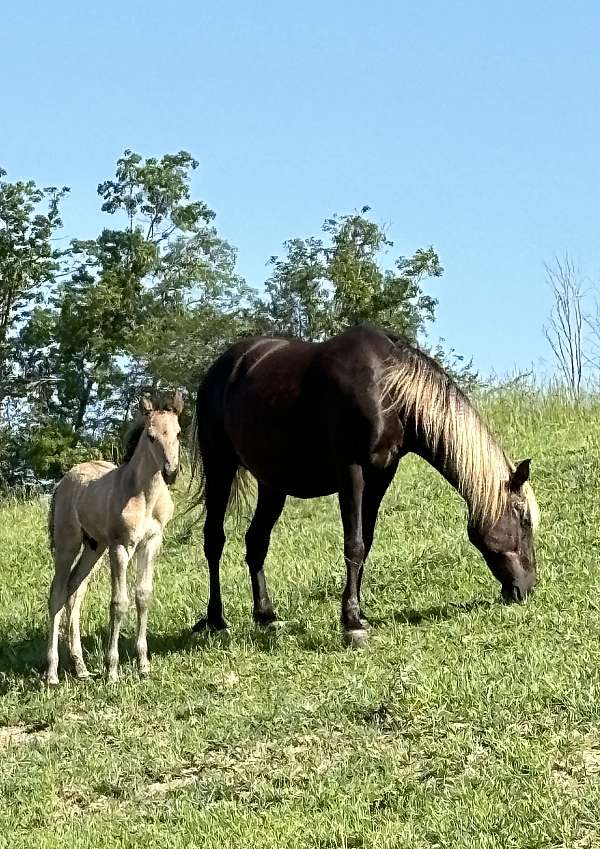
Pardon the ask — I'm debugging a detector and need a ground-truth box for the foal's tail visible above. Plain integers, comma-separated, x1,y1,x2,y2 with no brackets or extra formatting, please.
187,407,253,519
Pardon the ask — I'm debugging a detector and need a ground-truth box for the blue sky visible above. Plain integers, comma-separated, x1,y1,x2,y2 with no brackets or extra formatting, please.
3,1,600,374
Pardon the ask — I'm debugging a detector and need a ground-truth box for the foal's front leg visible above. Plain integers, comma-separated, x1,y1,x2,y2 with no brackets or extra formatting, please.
135,533,161,676
338,464,367,646
106,544,131,682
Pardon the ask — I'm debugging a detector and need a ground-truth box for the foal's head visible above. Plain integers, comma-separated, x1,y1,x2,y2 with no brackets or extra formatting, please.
139,392,184,485
468,459,539,603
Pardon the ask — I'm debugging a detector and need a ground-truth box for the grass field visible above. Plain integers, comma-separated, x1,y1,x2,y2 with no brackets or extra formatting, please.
1,392,600,848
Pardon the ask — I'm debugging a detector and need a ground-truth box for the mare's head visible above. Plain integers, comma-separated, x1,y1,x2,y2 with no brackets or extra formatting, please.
139,392,184,485
468,459,539,603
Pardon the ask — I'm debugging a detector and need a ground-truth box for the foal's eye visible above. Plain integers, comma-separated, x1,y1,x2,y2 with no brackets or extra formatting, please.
147,432,156,443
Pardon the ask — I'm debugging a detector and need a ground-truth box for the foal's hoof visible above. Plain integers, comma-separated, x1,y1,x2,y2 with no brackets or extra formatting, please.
75,669,91,681
45,673,60,687
72,660,90,680
344,629,369,649
192,616,228,633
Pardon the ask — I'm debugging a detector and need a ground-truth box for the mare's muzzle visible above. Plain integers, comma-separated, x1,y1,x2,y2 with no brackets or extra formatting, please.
501,570,536,604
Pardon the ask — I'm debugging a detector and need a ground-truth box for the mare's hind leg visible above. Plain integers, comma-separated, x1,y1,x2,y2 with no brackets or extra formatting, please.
245,484,286,625
66,543,106,679
47,534,83,685
338,464,367,646
193,456,238,632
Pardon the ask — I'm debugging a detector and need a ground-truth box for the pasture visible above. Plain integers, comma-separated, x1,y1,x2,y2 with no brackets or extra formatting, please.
0,391,599,849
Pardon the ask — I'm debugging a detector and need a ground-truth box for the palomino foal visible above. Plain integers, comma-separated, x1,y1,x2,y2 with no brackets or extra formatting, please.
46,393,183,684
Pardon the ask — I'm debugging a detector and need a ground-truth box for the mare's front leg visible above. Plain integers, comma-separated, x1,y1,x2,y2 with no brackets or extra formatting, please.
106,543,132,682
135,532,161,676
245,484,286,624
338,464,367,647
358,462,399,622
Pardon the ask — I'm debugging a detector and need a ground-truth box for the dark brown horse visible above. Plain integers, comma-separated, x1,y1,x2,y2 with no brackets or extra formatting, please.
190,325,539,644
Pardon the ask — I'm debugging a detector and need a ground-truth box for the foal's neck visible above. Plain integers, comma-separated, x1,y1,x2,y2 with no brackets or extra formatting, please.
125,434,163,502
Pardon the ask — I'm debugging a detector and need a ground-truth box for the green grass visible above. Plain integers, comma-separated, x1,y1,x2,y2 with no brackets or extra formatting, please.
1,393,600,848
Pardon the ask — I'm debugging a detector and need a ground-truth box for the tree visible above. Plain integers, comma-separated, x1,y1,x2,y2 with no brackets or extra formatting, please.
0,170,68,406
19,150,254,454
543,255,585,396
262,207,443,342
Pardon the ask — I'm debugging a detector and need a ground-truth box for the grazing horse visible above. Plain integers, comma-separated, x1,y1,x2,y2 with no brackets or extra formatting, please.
46,392,183,684
190,326,539,645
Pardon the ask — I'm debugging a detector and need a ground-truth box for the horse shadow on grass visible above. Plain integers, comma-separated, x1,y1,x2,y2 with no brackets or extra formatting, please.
0,596,495,690
386,597,495,626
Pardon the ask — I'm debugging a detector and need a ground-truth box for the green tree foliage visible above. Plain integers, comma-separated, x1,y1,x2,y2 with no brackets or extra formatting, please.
19,151,252,456
263,207,442,341
0,171,68,403
1,156,466,489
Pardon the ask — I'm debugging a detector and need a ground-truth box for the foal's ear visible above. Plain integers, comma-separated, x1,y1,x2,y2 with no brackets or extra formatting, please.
509,459,531,492
172,390,184,416
139,395,154,416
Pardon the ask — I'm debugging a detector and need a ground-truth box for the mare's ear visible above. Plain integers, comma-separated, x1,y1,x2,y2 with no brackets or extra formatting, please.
172,390,184,416
509,459,531,492
139,396,153,417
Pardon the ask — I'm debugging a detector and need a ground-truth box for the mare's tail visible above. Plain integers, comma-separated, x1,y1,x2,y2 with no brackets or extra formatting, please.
187,403,253,519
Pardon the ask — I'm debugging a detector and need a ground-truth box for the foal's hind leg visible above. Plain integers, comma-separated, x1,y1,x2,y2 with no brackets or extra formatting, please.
47,535,82,685
66,543,106,679
193,457,238,632
67,573,92,679
245,484,286,625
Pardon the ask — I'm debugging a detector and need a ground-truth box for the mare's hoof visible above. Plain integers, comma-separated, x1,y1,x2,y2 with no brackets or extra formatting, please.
344,628,369,649
46,673,60,687
192,616,229,633
253,609,279,627
263,619,291,632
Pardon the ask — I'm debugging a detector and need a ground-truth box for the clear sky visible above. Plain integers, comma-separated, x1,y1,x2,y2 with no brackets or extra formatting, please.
3,1,599,375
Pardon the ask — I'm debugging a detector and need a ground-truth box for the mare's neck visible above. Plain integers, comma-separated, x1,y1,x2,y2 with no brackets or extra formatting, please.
411,434,464,500
408,421,507,532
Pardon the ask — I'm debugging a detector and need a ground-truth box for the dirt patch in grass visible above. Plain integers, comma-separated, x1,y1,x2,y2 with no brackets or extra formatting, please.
0,721,50,748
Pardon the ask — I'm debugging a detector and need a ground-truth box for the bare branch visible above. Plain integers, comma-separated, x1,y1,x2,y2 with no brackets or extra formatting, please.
542,254,585,396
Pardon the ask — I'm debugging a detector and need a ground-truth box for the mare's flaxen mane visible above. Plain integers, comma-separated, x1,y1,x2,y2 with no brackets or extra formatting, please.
381,339,540,530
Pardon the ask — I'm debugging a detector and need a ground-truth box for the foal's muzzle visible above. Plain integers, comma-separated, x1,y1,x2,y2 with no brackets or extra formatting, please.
162,465,178,486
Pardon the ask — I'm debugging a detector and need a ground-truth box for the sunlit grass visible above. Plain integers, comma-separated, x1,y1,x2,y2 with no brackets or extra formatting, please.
0,395,599,848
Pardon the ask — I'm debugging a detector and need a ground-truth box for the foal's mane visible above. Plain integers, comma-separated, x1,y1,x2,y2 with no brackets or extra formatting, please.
381,340,539,530
121,397,181,465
